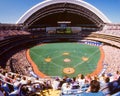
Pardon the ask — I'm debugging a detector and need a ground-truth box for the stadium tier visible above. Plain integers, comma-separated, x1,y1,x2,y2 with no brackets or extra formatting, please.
0,0,120,96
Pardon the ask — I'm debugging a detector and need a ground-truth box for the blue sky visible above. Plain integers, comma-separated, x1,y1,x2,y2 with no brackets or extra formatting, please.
0,0,120,24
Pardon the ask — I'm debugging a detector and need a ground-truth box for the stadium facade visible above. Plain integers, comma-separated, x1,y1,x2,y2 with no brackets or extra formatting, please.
17,0,111,33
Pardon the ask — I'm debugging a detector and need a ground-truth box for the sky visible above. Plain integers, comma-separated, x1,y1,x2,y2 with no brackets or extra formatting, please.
0,0,120,24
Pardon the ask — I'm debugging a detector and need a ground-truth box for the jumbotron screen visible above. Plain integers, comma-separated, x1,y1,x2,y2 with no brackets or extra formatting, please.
56,27,72,34
46,27,81,34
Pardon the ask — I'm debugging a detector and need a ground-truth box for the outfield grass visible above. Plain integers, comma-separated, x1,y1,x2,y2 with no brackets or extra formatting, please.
29,43,100,77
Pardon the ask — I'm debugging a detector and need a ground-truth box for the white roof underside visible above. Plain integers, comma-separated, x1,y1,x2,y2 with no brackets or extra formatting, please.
17,0,111,24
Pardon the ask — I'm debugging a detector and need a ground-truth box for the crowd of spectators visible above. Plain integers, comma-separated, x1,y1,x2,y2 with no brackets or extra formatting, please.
6,50,34,77
0,43,120,96
0,30,30,40
96,24,120,37
0,23,120,95
1,43,119,96
0,66,120,96
0,67,49,96
104,24,120,30
102,45,120,75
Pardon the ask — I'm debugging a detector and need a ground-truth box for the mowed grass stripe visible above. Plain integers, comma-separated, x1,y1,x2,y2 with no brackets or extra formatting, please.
30,43,100,77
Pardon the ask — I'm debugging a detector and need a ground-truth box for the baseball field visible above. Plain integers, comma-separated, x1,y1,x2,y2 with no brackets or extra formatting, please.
27,43,104,78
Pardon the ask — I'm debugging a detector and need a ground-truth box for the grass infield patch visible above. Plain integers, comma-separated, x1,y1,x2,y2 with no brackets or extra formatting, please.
29,43,101,77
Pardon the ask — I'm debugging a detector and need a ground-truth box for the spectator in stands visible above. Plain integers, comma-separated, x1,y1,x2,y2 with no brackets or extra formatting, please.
85,74,92,84
58,76,68,90
1,81,10,94
84,80,105,96
52,77,60,90
77,74,85,87
13,77,21,91
71,77,80,89
107,73,114,82
100,76,110,96
91,74,99,81
114,71,120,81
0,81,5,96
61,81,72,95
20,76,27,85
108,76,120,95
28,66,38,78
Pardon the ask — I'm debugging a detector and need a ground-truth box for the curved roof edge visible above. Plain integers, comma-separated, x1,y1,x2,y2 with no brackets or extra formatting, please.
16,0,111,24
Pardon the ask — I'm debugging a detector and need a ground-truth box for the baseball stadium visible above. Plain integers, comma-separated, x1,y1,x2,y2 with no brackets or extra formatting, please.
0,0,120,96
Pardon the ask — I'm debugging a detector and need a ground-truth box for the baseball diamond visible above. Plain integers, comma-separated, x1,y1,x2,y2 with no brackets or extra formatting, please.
27,43,104,78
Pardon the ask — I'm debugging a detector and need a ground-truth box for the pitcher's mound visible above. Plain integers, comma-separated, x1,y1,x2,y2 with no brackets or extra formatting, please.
82,56,89,61
63,67,75,74
64,58,71,63
44,57,52,62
